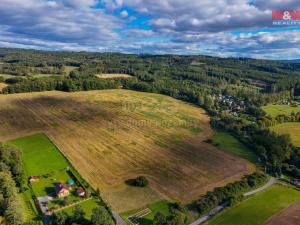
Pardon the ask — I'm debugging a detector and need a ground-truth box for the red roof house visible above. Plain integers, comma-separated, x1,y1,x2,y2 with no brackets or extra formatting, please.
55,183,71,198
76,187,85,197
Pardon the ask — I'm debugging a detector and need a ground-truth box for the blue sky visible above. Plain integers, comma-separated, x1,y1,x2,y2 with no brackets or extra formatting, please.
0,0,300,59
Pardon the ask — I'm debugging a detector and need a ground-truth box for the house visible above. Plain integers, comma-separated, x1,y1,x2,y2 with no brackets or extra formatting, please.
55,183,71,198
29,176,40,183
76,187,85,197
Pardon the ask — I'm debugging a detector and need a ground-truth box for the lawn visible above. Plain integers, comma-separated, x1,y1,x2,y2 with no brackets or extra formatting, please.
120,200,171,225
31,170,72,196
271,122,300,147
211,131,258,163
7,133,69,176
206,185,300,225
262,104,300,117
63,198,101,219
20,190,40,222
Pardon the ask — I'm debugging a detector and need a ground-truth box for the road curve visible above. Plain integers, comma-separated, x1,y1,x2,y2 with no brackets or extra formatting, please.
189,177,276,225
243,177,276,197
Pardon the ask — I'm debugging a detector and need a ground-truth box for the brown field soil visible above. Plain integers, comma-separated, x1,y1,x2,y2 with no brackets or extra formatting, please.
264,200,300,225
0,90,254,211
96,73,132,78
0,82,8,90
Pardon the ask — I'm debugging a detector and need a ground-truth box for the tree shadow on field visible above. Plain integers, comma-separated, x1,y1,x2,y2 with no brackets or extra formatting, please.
0,94,122,131
125,178,136,186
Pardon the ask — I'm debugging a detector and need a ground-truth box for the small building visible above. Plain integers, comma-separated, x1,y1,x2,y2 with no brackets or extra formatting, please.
55,183,71,198
29,176,40,183
76,187,85,197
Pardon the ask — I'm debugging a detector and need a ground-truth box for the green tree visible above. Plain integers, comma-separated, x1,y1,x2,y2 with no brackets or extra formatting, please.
134,176,148,187
72,205,85,224
153,212,166,225
49,211,69,225
91,206,113,225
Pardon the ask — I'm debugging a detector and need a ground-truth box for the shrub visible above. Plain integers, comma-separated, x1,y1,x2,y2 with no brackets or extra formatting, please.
134,176,149,187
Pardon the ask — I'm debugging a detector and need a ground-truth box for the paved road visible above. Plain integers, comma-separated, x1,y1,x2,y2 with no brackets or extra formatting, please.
189,177,276,225
114,212,126,225
189,205,225,225
243,177,276,197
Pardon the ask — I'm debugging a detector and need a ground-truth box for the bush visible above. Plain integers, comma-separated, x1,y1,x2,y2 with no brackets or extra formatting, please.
134,176,149,187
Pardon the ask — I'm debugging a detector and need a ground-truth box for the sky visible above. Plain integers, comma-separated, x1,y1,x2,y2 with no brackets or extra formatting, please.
0,0,300,59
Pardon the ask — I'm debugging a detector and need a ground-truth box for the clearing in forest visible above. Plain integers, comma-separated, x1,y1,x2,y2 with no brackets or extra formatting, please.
0,89,253,211
262,104,300,117
96,73,132,78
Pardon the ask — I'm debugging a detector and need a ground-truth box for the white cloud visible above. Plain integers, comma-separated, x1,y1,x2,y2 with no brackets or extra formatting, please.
0,0,300,59
120,10,129,18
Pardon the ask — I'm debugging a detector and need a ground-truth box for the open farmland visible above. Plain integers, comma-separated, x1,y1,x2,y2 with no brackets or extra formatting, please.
0,82,8,90
262,104,300,117
271,122,300,147
206,185,300,225
264,200,300,225
0,90,253,211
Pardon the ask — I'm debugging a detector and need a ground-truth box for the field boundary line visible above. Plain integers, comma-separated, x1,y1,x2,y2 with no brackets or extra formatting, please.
53,197,93,213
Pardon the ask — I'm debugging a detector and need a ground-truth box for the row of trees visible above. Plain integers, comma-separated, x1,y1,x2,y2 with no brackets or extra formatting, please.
153,203,189,225
49,205,114,225
258,112,300,128
0,145,26,225
194,172,267,215
1,77,121,94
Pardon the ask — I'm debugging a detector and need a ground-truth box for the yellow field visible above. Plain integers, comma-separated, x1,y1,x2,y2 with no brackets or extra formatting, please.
0,82,7,90
96,73,132,78
271,122,300,147
0,90,253,211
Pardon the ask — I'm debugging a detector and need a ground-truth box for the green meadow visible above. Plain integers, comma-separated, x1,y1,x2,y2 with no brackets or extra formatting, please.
206,185,300,225
211,131,258,163
262,104,300,117
7,133,69,176
120,200,171,225
271,122,300,147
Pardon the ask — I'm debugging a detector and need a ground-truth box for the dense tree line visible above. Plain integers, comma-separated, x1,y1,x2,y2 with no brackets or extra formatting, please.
212,115,300,176
193,173,267,215
1,76,121,94
153,203,189,225
49,205,114,225
258,111,300,128
0,145,26,225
